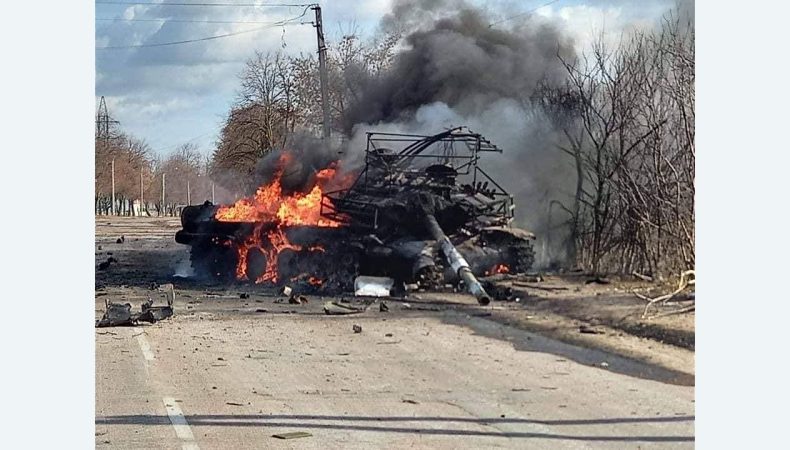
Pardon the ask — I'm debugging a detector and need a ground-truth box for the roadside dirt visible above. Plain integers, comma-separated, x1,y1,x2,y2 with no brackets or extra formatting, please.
96,217,694,382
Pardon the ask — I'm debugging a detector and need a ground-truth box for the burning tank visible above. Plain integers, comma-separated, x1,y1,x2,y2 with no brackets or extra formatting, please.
176,127,535,303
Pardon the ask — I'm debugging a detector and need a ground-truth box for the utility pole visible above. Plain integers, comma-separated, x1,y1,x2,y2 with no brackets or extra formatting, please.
187,179,191,205
161,173,166,217
111,159,116,216
212,182,215,203
140,167,144,216
312,5,331,139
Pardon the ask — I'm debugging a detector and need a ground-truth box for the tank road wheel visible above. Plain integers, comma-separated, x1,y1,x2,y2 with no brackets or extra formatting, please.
508,242,536,274
245,247,267,282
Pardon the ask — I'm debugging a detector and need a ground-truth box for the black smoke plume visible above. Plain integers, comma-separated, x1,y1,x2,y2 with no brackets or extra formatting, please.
343,2,575,132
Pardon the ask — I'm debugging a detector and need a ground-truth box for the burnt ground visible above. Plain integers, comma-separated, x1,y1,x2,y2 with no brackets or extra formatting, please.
96,217,694,382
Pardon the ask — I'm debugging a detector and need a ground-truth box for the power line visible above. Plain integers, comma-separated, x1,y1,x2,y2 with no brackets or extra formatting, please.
97,17,297,24
95,1,313,7
97,23,302,49
96,7,311,49
488,0,562,28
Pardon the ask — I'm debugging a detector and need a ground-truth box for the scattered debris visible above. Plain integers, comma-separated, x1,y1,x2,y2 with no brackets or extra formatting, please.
579,325,605,335
116,235,125,244
402,399,419,404
97,257,118,271
520,274,544,283
272,432,312,440
239,292,250,299
97,245,102,251
411,305,441,312
226,402,244,406
323,301,363,315
385,333,393,337
481,281,515,301
95,284,175,327
354,276,394,297
280,286,293,297
512,282,567,292
352,324,363,333
289,294,308,305
95,302,133,327
600,362,610,368
138,297,174,323
379,301,389,312
585,277,610,285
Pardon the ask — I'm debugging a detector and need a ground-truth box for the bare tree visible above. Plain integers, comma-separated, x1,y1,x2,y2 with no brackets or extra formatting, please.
95,133,152,216
150,143,204,215
540,10,694,277
211,33,399,195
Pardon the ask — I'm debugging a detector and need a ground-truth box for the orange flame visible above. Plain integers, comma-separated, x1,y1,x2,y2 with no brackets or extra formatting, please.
486,264,510,276
308,276,323,286
214,155,354,283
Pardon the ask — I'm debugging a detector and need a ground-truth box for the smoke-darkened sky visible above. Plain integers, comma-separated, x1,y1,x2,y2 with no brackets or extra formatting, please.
95,0,680,157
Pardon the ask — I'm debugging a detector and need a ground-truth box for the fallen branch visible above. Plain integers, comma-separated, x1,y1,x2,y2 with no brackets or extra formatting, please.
632,271,653,282
637,270,695,318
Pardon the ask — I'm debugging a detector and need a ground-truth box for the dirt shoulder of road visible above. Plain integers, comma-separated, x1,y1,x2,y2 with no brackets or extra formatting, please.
501,274,695,351
96,216,695,383
410,278,694,383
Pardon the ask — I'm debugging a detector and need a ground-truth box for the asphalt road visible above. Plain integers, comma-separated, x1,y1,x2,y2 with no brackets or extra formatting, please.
95,292,694,449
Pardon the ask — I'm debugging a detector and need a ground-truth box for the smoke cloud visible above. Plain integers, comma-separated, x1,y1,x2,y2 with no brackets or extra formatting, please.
344,4,575,131
220,0,583,267
341,1,579,267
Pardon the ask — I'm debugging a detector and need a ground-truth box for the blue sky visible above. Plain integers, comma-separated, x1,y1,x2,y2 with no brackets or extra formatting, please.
95,0,677,157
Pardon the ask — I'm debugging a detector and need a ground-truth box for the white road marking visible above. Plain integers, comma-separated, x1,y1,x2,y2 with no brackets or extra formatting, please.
163,397,200,450
137,333,155,361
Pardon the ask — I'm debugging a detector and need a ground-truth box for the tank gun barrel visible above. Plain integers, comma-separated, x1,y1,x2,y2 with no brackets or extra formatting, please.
424,214,491,305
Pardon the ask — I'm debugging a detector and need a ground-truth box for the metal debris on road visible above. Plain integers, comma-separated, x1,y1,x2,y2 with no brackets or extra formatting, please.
579,325,605,335
353,324,362,333
95,284,175,327
289,294,308,305
354,276,394,297
272,432,312,440
97,257,118,271
323,301,363,315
